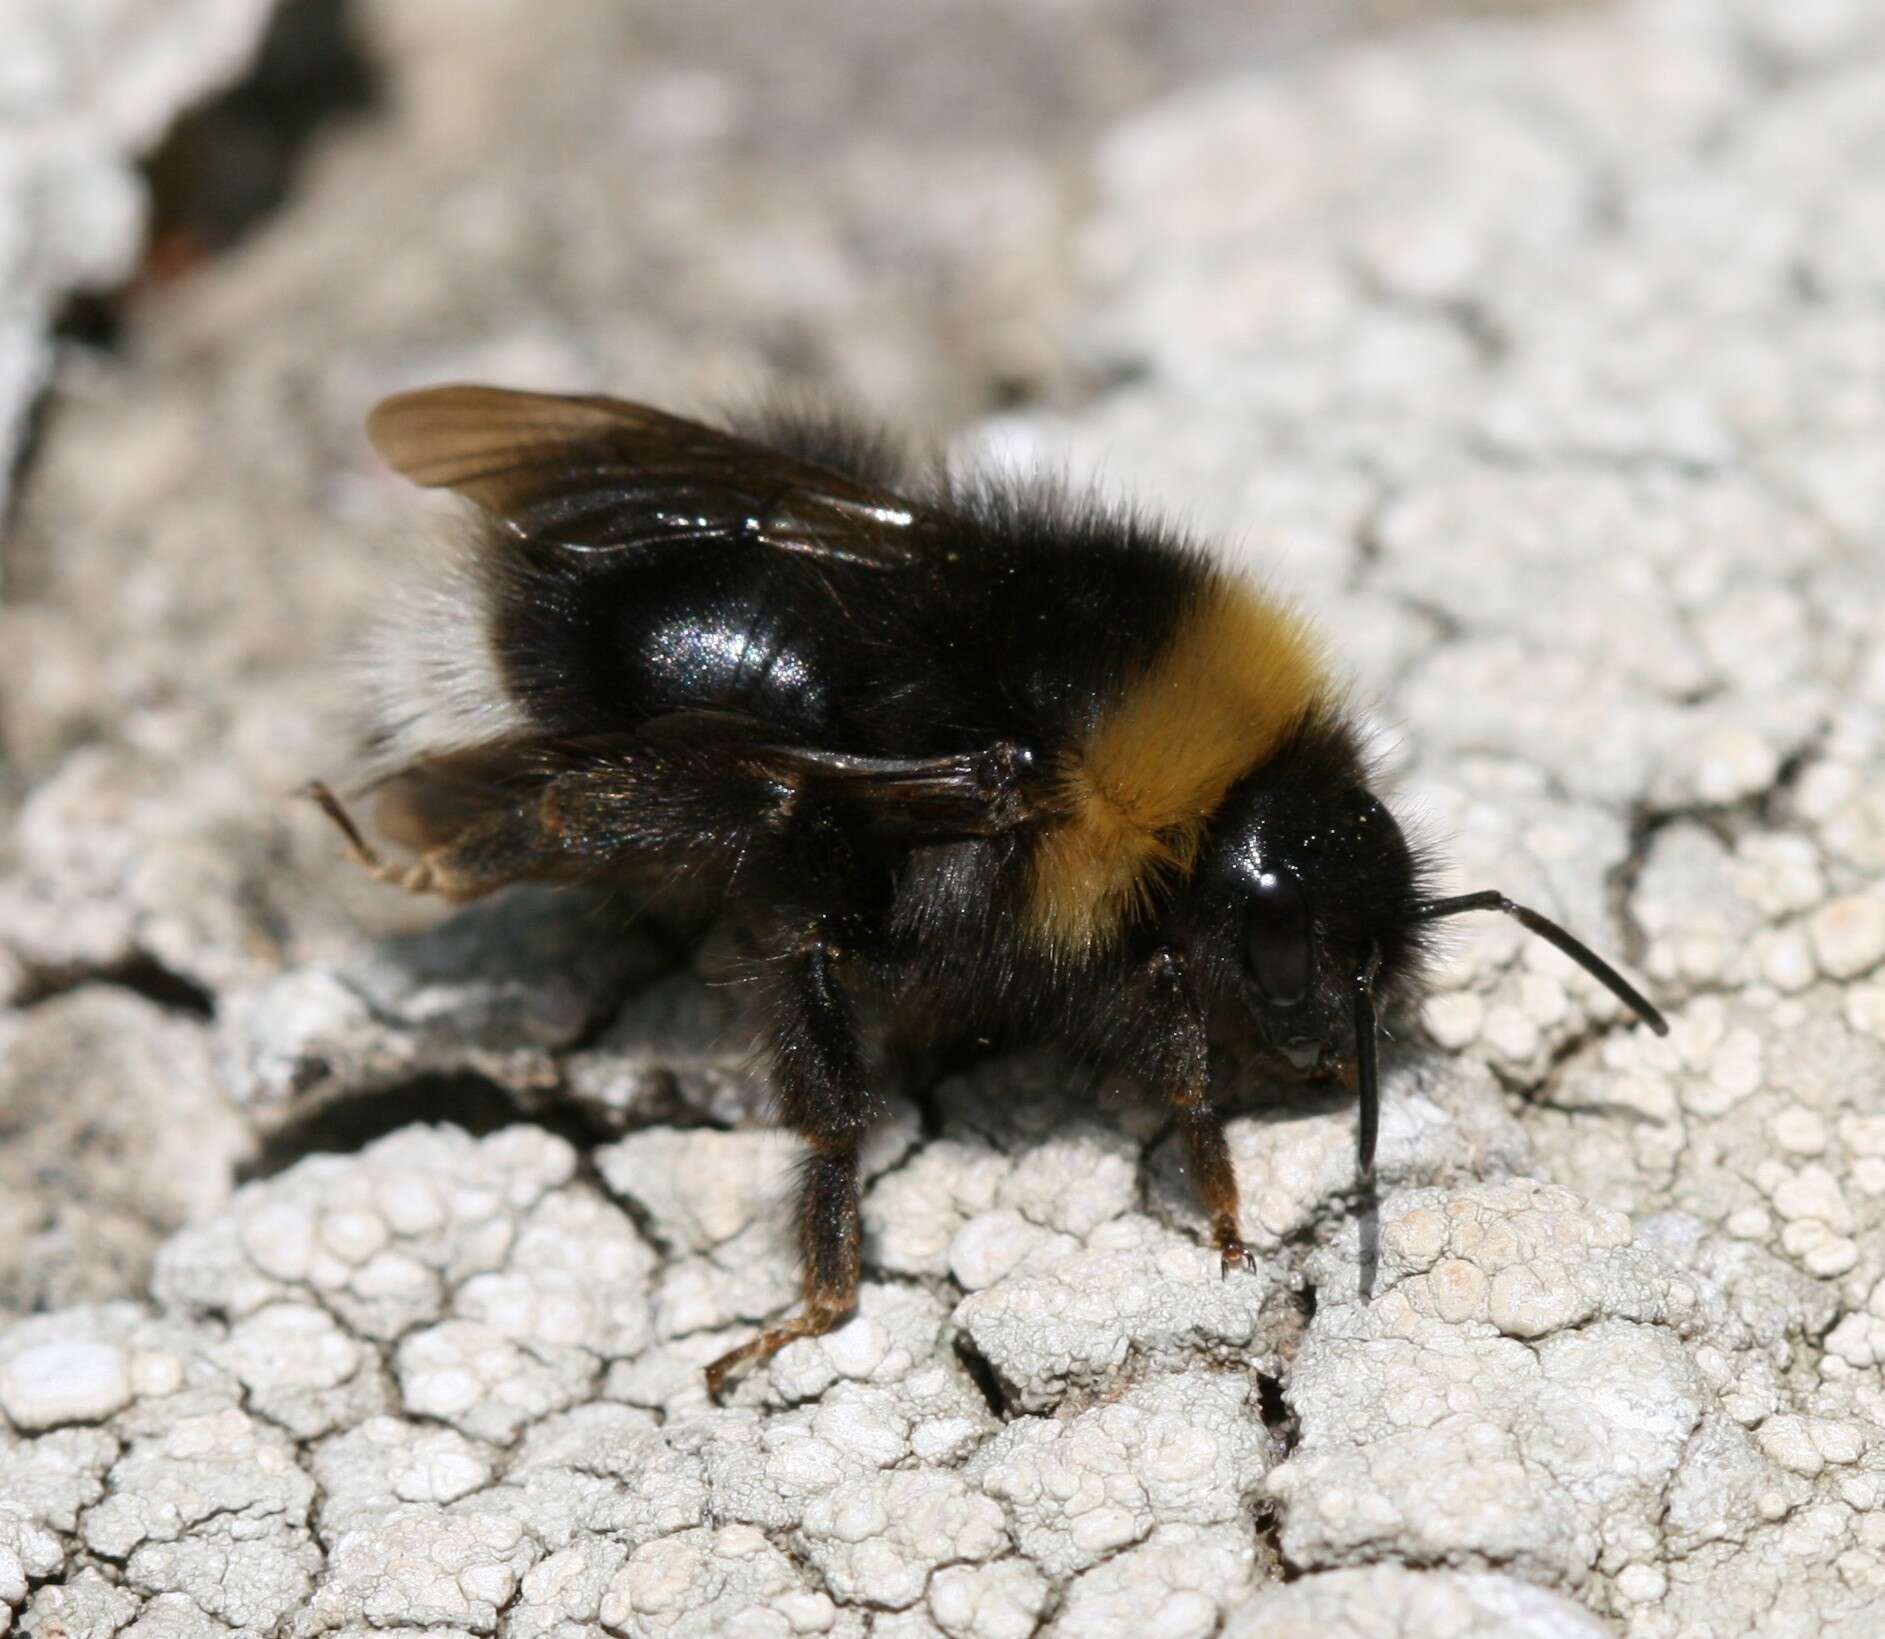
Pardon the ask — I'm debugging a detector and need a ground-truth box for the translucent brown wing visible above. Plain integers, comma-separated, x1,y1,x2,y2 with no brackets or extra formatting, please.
366,384,930,568
319,716,1039,908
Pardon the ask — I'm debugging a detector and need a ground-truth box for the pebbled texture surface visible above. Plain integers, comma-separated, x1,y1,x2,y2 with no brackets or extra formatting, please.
5,0,1885,1634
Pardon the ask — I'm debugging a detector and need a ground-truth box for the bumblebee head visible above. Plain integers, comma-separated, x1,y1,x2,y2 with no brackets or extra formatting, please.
1197,718,1666,1180
1203,750,1425,1067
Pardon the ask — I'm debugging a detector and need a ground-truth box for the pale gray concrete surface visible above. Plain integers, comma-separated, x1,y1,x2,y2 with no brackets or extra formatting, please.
5,0,1885,1634
0,0,277,522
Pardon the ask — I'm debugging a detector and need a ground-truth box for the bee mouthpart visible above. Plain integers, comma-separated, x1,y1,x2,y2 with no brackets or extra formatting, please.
1279,1038,1325,1073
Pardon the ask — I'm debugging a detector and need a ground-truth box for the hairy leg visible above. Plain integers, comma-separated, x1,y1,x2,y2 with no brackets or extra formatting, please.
705,927,875,1399
1142,947,1255,1276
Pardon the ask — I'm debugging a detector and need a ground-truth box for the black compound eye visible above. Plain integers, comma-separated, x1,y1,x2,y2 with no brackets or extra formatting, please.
1244,870,1312,1008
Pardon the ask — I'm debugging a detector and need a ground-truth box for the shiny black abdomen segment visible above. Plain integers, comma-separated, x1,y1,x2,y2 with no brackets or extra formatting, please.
495,543,839,739
486,484,1208,760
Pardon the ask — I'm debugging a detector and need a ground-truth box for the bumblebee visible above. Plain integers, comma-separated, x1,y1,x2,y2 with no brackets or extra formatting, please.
309,384,1668,1398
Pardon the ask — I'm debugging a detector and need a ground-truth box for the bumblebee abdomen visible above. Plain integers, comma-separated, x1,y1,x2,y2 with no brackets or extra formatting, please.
493,542,845,741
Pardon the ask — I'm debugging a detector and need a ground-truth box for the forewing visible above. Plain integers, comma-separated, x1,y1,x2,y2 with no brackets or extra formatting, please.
369,712,1041,863
367,384,929,567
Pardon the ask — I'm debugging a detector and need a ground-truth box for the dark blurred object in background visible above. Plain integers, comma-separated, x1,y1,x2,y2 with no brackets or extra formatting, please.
145,0,381,268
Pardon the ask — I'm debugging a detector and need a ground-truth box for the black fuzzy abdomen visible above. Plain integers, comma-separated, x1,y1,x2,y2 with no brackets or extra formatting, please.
630,557,834,729
496,544,843,741
488,485,1212,764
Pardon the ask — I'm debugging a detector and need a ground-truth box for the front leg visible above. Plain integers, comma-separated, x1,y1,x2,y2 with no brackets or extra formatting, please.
1141,947,1256,1276
705,926,875,1400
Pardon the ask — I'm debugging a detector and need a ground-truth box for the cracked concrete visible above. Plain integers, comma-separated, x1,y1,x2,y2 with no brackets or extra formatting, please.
5,0,1885,1634
0,0,277,523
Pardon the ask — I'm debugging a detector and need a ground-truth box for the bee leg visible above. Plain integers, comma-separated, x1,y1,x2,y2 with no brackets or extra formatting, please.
706,928,871,1401
303,781,549,902
1184,1106,1257,1278
703,1141,861,1400
1144,947,1256,1277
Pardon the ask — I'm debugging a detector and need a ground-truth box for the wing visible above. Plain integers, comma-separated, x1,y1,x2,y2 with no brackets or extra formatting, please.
331,715,1043,904
728,737,1042,838
366,384,933,568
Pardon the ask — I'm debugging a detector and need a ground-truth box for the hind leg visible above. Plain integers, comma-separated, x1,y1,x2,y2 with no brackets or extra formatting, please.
706,926,875,1400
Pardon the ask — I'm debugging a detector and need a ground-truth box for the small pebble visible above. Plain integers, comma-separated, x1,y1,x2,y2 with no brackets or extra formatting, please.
1809,893,1885,980
0,1341,133,1430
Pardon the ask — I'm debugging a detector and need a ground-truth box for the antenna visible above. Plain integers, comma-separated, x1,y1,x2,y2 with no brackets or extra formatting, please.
1349,892,1669,1185
1412,890,1669,1036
